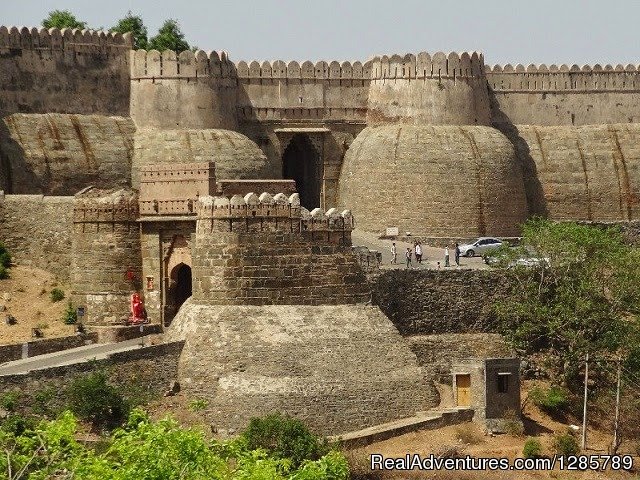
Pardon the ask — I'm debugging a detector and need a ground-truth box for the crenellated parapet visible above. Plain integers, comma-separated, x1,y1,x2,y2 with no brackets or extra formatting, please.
131,49,235,79
235,59,372,80
73,188,139,225
196,192,354,244
486,62,640,92
370,52,485,80
0,26,132,52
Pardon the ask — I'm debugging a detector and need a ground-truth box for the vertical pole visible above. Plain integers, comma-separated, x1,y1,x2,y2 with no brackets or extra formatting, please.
612,357,622,454
581,353,589,450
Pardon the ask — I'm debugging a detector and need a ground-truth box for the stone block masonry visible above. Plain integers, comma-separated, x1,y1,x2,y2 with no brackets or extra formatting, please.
0,193,74,280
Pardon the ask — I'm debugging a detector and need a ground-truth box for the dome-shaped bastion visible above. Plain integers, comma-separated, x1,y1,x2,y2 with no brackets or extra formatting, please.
337,125,529,238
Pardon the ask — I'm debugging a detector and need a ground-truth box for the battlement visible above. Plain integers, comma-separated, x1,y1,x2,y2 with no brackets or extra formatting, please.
196,192,354,243
485,62,640,92
0,26,132,51
235,59,372,80
370,52,485,80
131,49,235,79
73,188,138,223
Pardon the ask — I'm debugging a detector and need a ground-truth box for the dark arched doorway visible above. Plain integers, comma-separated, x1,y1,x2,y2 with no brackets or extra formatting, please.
166,263,192,324
282,134,321,209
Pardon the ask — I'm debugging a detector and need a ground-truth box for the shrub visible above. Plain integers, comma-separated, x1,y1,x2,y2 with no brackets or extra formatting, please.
552,432,580,457
242,412,329,469
188,398,208,412
0,264,8,280
49,288,65,302
0,391,20,411
1,414,36,436
65,370,130,428
503,409,524,436
523,437,543,458
0,243,11,268
62,301,77,325
529,386,569,414
454,425,483,445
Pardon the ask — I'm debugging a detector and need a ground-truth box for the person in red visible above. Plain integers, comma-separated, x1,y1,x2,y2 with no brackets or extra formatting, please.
129,292,148,325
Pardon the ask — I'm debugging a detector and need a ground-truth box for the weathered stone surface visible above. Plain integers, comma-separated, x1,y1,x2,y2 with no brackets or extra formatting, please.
0,194,73,279
372,269,509,335
338,125,528,237
513,124,640,221
165,303,437,435
131,128,272,188
0,114,134,194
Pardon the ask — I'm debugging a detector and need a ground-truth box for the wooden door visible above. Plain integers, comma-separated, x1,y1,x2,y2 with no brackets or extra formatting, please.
456,374,471,407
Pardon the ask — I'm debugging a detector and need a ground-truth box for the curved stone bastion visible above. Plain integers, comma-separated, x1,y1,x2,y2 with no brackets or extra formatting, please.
165,192,436,435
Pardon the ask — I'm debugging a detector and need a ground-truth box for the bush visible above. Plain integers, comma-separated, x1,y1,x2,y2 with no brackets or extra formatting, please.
454,425,483,445
552,432,580,457
0,243,11,268
65,370,130,428
0,391,20,411
242,412,329,469
503,409,524,436
523,437,543,458
0,264,8,280
529,386,569,414
62,301,77,325
1,414,36,436
49,288,65,302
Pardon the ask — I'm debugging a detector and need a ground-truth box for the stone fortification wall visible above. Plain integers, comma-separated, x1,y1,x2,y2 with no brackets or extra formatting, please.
407,333,512,382
487,63,640,125
367,52,491,125
0,114,134,194
131,128,273,188
235,59,370,124
338,125,528,237
71,188,142,326
372,269,509,336
0,193,73,279
513,124,640,220
0,333,98,364
130,50,236,130
0,27,131,118
166,303,437,435
193,192,370,305
0,342,183,413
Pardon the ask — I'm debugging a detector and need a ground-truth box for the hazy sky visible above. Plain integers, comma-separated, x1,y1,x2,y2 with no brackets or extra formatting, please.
2,0,639,66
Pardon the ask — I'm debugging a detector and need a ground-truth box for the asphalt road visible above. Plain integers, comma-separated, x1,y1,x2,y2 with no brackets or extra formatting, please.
0,338,145,375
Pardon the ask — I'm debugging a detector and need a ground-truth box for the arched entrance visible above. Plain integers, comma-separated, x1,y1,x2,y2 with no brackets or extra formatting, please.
282,134,321,210
166,262,192,322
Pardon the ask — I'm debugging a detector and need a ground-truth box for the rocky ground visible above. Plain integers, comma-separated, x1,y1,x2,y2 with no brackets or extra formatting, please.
0,265,73,345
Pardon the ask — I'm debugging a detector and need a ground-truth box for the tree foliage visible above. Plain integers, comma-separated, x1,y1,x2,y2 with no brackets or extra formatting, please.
148,19,191,52
42,10,88,30
493,218,640,385
111,12,148,50
0,409,349,479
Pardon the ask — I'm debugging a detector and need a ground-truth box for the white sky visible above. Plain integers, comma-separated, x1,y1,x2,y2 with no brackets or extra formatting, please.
2,0,639,66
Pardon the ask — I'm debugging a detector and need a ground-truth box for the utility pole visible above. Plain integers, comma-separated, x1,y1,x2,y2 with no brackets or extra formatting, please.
612,357,622,454
581,353,589,450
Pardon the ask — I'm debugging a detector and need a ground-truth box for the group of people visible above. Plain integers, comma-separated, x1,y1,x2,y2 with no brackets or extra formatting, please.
390,241,461,269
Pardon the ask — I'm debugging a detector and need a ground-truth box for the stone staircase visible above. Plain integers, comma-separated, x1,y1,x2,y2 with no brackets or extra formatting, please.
331,407,474,448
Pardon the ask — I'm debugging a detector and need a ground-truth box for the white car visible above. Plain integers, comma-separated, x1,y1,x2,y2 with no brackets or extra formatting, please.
458,237,503,257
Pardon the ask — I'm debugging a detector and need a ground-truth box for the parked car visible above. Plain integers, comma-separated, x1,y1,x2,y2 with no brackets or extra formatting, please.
458,237,503,257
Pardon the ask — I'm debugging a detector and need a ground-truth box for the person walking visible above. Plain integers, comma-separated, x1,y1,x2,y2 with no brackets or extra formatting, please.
455,243,461,267
390,242,397,264
444,246,450,267
415,242,422,264
405,247,412,269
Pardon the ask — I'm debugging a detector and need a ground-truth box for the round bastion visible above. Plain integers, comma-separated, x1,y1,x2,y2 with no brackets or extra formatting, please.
337,125,528,238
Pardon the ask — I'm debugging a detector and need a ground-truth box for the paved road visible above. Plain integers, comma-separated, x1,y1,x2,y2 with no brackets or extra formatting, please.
0,338,146,375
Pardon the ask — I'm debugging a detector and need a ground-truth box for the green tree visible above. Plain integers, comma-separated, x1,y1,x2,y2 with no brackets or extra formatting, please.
42,10,88,30
493,218,640,386
148,19,191,53
111,12,148,50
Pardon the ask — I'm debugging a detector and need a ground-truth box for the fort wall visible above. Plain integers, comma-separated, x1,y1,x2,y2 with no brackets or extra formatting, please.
0,27,132,118
487,64,640,125
0,193,73,279
367,52,491,125
71,189,142,326
192,193,370,305
0,114,134,195
130,50,237,130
